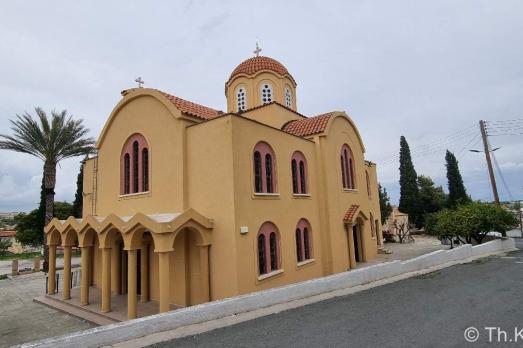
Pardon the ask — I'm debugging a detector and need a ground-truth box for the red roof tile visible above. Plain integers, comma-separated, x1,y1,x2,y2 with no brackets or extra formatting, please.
227,56,296,85
0,230,15,238
158,91,223,120
282,112,334,137
122,88,223,121
343,205,360,223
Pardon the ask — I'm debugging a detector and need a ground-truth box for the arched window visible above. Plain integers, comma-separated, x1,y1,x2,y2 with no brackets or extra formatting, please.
254,151,262,193
295,219,313,263
366,171,371,197
253,142,277,194
265,154,273,193
258,234,266,275
295,228,303,262
257,222,281,275
121,133,149,195
236,86,247,112
260,83,273,104
142,148,149,192
291,151,308,194
291,159,298,193
285,87,292,108
341,144,356,190
370,213,376,238
124,154,130,194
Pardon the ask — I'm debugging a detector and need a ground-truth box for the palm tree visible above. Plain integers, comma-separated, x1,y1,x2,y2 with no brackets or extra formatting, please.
0,108,95,271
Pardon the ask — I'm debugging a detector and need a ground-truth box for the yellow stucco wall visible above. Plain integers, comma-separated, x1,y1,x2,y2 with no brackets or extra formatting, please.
68,60,383,310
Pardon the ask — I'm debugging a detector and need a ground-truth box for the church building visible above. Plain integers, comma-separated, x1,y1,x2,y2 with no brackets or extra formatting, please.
44,50,383,321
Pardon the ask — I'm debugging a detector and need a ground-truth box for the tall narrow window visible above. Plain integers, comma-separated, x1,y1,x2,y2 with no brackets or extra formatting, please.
285,87,292,108
303,227,310,260
291,151,308,194
254,151,262,193
253,142,277,194
341,144,356,190
260,83,273,104
295,229,303,262
299,161,306,193
370,214,376,238
236,86,247,112
269,232,277,271
366,171,371,197
258,234,266,275
265,154,273,193
132,141,139,193
295,219,313,264
257,222,281,276
124,154,130,194
121,133,149,195
291,159,298,194
142,148,149,192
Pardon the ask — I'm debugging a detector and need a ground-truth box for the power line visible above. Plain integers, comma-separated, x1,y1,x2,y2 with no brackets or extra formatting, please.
491,148,514,201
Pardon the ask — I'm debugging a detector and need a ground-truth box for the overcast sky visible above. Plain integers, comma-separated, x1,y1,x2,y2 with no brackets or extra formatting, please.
1,0,522,212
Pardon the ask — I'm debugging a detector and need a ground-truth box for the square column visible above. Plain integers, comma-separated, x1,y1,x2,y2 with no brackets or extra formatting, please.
111,245,122,295
80,246,90,305
127,249,138,319
62,245,72,300
158,251,171,313
101,247,112,313
199,245,210,303
47,245,57,294
140,245,149,303
347,224,357,269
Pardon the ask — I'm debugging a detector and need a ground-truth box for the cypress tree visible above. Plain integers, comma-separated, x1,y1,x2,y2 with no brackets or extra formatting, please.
378,184,393,225
445,150,470,208
72,161,84,218
398,136,420,226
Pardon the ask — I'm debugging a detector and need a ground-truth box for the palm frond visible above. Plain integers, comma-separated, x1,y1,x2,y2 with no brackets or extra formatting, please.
0,107,95,163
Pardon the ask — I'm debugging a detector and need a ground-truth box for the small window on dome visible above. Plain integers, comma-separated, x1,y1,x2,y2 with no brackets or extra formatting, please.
236,86,247,112
285,88,292,108
260,83,273,105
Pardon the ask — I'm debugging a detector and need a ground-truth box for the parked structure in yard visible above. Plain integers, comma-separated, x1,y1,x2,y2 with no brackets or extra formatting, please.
44,52,382,320
384,206,410,241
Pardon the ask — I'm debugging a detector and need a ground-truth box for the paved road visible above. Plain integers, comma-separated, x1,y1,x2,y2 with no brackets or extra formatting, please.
155,248,523,348
0,272,94,347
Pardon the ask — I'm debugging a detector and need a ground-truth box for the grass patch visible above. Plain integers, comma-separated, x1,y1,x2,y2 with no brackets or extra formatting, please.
0,274,8,280
0,251,41,261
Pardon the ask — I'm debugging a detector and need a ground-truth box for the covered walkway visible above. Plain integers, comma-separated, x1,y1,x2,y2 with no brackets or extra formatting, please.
43,209,213,321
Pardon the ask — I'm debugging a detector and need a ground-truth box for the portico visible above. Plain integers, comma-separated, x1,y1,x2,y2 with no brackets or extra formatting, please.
44,209,213,320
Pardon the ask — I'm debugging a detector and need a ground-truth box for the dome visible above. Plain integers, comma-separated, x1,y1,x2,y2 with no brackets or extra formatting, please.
226,56,296,86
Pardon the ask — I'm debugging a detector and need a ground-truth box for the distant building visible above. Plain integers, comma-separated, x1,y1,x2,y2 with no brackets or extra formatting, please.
384,206,409,236
0,212,20,219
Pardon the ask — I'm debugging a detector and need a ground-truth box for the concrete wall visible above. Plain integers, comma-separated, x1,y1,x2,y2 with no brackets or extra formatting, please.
22,238,516,348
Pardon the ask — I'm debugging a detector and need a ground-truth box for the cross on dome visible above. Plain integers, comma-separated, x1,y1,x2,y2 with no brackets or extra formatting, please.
253,42,262,57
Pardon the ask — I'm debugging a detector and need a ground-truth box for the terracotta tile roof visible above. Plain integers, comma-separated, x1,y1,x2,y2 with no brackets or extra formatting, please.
121,88,223,121
282,112,334,137
227,56,296,85
0,230,15,238
158,91,223,120
343,205,360,223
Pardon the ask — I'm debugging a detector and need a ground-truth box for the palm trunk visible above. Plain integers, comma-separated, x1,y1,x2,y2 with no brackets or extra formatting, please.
42,161,56,273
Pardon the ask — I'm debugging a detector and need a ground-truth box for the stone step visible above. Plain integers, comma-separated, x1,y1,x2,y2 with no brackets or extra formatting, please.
34,295,117,326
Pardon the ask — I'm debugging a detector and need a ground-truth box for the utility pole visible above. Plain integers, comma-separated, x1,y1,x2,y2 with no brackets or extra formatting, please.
479,120,500,205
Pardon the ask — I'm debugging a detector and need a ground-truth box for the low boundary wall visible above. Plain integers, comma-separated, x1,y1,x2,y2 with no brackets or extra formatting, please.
21,238,516,348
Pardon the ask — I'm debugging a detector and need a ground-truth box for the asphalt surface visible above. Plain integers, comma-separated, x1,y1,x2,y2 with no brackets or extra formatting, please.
154,243,523,348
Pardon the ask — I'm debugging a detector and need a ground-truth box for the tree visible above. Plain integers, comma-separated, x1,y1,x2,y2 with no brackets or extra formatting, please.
459,202,517,243
72,161,85,218
378,184,393,225
418,175,447,225
428,202,518,245
14,202,74,247
445,150,470,208
398,136,420,227
0,108,95,271
0,238,11,256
